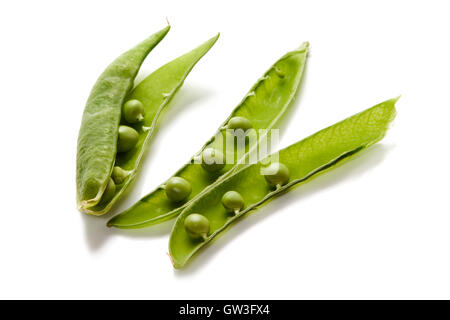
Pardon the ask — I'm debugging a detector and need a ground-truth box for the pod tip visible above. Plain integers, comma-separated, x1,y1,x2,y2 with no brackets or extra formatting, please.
286,42,309,57
207,33,220,45
211,32,220,41
297,41,310,52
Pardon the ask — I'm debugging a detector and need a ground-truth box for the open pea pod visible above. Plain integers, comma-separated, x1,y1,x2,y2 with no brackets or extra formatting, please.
108,42,310,228
169,97,398,268
77,30,219,215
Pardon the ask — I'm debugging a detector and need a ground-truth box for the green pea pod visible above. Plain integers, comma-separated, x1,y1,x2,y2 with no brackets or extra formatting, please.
108,42,310,228
77,27,169,212
169,97,398,268
77,30,219,215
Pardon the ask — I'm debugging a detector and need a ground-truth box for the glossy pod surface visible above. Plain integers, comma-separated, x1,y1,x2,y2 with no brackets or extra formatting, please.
169,98,398,268
77,27,170,212
81,34,220,215
108,42,309,228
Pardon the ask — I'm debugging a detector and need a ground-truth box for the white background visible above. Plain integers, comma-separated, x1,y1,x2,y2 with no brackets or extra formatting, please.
0,0,449,299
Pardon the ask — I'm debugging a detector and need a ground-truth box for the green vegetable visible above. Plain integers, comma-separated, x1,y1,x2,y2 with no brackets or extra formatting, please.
201,148,226,173
117,125,139,152
221,191,244,214
123,99,145,123
77,30,219,215
165,177,192,202
262,162,290,188
112,166,129,185
169,98,398,268
227,116,253,131
100,178,116,204
184,214,210,240
108,42,309,228
77,26,169,213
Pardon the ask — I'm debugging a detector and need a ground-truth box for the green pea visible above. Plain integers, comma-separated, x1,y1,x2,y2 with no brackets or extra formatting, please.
221,191,244,214
165,177,192,202
123,99,145,123
117,125,139,153
100,178,116,204
201,148,225,172
184,213,210,240
112,166,129,185
262,162,290,187
227,116,253,131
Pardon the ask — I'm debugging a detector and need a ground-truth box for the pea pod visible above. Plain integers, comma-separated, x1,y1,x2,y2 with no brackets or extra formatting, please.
77,27,169,212
77,30,219,215
169,98,398,268
108,42,310,228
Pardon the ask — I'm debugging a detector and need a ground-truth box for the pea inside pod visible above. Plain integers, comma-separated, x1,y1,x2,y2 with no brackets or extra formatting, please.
262,162,290,188
165,177,192,202
221,191,244,214
112,166,129,185
108,42,309,228
117,125,139,153
123,99,145,123
184,214,210,240
227,116,253,131
100,178,116,204
77,30,219,215
169,98,398,268
201,148,226,173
